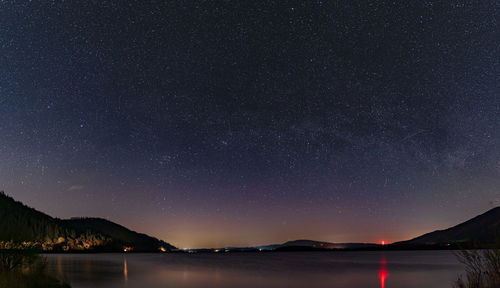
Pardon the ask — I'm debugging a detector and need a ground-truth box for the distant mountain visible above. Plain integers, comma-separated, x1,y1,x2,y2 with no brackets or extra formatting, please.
197,240,379,253
394,207,500,247
0,191,175,252
279,240,378,250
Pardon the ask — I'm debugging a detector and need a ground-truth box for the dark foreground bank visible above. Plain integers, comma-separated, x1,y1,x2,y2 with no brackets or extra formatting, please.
0,250,70,288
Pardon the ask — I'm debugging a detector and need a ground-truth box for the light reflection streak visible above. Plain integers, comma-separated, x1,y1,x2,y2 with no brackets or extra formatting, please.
379,256,388,288
123,257,128,284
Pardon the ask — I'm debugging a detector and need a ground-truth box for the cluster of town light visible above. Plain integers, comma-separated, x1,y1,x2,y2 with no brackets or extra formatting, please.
122,246,168,252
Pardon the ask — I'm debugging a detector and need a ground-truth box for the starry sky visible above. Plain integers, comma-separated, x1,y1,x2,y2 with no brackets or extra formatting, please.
0,1,499,248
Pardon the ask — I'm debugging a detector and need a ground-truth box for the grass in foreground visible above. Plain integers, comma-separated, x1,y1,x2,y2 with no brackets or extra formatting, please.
453,246,500,288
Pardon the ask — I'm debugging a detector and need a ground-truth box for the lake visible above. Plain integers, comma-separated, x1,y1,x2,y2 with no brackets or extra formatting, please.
45,251,464,288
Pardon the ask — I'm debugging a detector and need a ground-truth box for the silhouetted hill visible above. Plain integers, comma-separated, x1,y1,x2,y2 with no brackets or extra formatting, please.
394,207,500,247
247,240,378,252
0,191,175,252
65,218,175,251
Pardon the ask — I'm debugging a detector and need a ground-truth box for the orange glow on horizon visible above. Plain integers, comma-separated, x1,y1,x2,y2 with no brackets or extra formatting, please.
381,240,385,245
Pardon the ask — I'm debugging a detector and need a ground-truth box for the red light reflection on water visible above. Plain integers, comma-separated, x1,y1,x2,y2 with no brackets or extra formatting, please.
379,257,388,288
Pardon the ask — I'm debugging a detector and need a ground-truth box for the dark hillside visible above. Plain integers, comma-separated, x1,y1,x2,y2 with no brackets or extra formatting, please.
0,192,175,252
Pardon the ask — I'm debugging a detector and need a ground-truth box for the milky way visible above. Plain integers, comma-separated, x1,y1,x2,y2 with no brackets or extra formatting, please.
0,1,498,248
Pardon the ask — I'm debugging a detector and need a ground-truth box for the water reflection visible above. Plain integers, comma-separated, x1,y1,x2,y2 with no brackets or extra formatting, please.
379,256,388,288
45,251,462,288
123,257,128,283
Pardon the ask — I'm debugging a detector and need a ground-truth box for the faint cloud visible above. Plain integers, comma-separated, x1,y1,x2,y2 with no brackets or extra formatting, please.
67,185,84,191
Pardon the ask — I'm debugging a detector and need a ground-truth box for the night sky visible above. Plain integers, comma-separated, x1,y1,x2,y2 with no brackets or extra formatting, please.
0,1,498,248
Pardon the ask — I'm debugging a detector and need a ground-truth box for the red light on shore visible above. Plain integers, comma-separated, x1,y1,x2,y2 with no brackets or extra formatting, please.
381,241,385,245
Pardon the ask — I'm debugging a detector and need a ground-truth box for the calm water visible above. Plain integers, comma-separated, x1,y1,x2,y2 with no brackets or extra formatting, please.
45,251,464,288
